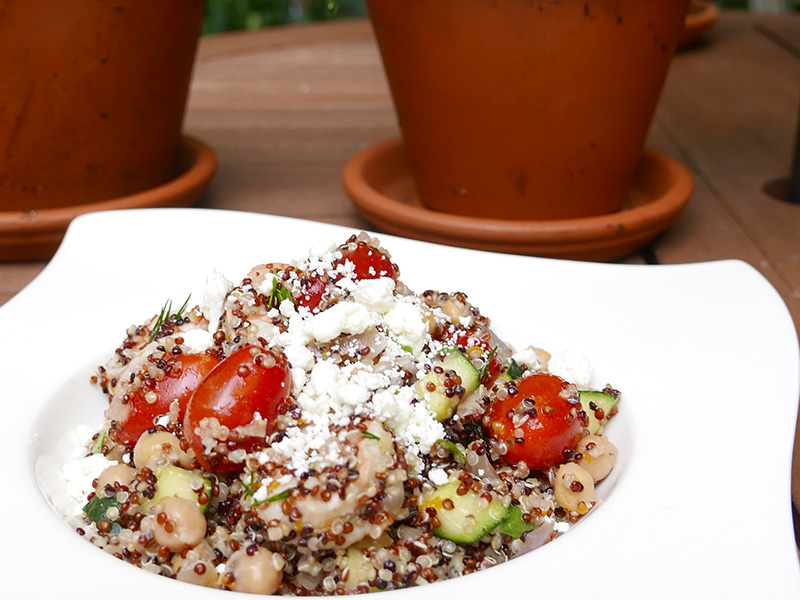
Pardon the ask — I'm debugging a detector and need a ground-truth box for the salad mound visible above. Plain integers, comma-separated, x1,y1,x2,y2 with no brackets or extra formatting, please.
70,233,620,594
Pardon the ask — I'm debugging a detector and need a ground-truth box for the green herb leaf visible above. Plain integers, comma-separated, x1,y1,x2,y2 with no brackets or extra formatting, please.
242,472,258,499
497,504,535,539
362,431,380,441
83,494,122,534
478,346,498,384
90,430,109,455
435,439,466,463
148,294,191,341
264,489,292,503
506,358,525,381
267,281,294,309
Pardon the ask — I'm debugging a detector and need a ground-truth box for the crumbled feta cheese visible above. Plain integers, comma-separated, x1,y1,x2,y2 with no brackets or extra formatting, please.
257,273,277,296
383,301,428,356
349,278,396,313
201,268,233,333
179,327,214,353
309,301,375,343
548,350,594,388
511,347,541,372
63,453,116,505
428,468,448,486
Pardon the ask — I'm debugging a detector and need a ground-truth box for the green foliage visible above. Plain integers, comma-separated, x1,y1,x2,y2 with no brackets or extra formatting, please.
203,0,367,34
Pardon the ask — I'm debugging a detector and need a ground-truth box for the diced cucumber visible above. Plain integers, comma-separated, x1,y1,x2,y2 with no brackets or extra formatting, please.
342,547,376,591
443,350,480,394
415,349,480,421
139,465,212,514
420,477,509,545
497,504,534,539
579,390,619,434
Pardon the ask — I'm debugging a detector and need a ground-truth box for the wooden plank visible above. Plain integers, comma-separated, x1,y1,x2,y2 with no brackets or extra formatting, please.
0,262,46,305
654,12,800,300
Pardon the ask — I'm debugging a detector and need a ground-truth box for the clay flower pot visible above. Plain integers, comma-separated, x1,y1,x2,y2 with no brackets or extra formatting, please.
0,0,206,212
365,0,691,221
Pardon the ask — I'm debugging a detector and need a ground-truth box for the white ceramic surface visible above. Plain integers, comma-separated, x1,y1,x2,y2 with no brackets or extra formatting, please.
3,208,799,598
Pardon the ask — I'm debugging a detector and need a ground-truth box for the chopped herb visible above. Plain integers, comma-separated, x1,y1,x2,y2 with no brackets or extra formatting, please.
242,472,259,499
507,357,525,380
90,430,109,455
149,294,191,341
478,346,498,384
362,431,380,441
435,439,466,463
264,489,292,503
267,282,294,309
83,494,122,534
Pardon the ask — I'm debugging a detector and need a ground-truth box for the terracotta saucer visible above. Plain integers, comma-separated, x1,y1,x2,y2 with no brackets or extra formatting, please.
678,0,721,50
0,135,217,261
342,138,694,262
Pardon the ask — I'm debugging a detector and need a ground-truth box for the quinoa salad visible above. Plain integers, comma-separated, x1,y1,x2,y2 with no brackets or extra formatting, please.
66,233,620,595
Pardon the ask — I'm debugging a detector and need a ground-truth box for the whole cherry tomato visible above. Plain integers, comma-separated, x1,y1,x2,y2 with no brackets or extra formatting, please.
184,345,291,471
112,352,219,446
335,242,397,281
486,372,587,470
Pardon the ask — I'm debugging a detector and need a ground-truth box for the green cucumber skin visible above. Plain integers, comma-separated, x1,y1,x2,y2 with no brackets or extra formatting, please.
140,465,212,514
443,350,480,394
579,390,619,434
422,480,509,545
416,349,481,421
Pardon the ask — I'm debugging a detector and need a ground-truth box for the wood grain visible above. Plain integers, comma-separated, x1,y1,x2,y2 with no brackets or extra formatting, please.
2,10,799,533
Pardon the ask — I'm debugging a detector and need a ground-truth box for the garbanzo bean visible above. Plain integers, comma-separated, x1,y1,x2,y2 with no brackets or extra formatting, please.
152,496,207,552
133,430,191,471
575,435,618,482
553,462,598,515
226,547,284,595
94,463,136,492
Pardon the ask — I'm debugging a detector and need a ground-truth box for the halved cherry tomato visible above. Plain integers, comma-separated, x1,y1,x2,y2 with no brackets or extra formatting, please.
184,345,291,472
112,352,219,446
486,372,587,470
335,242,397,281
295,274,329,313
450,331,501,386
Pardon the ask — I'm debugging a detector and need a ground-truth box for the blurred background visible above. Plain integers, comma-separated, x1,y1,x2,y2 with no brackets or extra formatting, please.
202,0,799,33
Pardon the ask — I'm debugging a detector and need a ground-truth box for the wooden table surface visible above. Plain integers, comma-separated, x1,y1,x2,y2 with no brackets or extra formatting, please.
3,9,800,528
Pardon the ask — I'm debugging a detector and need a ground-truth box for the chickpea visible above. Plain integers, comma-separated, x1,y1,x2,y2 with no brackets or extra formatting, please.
94,463,136,493
176,558,218,587
575,435,618,482
420,305,437,335
225,547,284,595
133,431,191,471
553,462,598,515
152,496,207,552
533,347,551,371
439,300,463,323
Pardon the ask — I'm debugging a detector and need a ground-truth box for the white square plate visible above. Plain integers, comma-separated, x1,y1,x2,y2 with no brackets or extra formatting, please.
3,208,798,598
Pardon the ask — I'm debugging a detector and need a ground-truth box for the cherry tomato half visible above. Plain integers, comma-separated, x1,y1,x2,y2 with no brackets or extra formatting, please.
295,274,329,313
112,352,219,447
486,372,587,470
184,345,291,472
335,242,397,281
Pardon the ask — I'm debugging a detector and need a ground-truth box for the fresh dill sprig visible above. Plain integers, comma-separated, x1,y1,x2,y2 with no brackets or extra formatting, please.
149,294,191,341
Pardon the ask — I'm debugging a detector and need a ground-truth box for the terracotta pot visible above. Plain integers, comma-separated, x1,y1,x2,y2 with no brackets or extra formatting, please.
365,0,691,221
0,0,205,212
